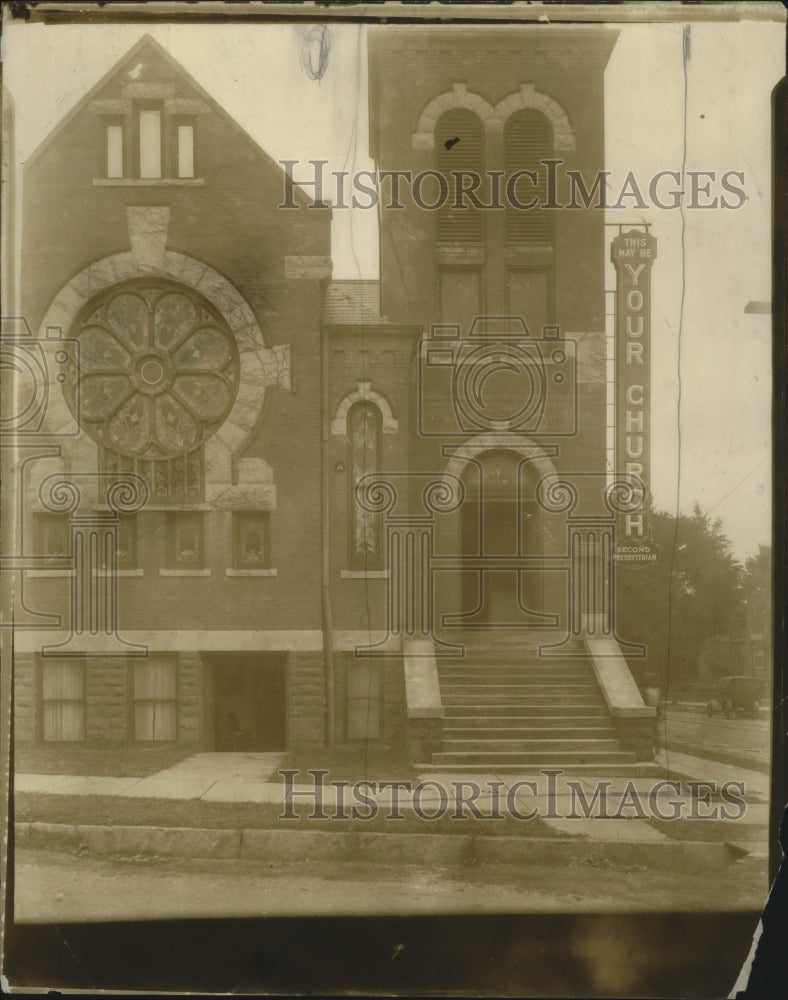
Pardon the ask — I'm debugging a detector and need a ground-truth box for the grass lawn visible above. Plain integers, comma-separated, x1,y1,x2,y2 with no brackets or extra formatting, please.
16,743,417,782
15,745,192,777
15,792,563,838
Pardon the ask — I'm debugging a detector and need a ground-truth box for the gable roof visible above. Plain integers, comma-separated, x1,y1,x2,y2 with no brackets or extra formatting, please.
24,33,314,206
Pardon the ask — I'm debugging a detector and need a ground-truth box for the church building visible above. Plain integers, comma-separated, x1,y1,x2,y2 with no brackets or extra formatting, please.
11,28,656,771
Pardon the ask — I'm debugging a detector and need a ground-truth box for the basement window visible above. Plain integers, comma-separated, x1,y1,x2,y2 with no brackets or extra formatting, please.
346,662,382,740
42,661,86,742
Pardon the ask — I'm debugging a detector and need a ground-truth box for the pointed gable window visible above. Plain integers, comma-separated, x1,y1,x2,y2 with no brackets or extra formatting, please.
105,122,124,178
175,122,195,178
138,105,163,179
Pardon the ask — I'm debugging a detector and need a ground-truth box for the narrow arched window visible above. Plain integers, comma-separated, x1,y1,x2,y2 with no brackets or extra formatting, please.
348,401,382,570
435,109,485,246
504,110,554,247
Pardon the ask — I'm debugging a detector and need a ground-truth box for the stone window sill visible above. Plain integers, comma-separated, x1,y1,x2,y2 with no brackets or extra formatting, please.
93,178,205,187
225,568,278,577
159,568,212,577
27,569,72,578
93,569,145,577
340,570,390,579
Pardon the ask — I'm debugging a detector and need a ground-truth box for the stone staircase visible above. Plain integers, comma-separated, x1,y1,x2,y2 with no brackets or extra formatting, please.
427,631,660,775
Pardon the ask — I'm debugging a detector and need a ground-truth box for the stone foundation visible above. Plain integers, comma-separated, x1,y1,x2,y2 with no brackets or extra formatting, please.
406,716,443,762
13,653,37,744
614,715,657,762
178,651,203,747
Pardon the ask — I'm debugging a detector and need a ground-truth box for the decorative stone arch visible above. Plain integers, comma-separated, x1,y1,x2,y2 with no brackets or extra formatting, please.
443,433,559,487
412,83,496,151
494,85,575,152
36,247,290,502
331,382,398,436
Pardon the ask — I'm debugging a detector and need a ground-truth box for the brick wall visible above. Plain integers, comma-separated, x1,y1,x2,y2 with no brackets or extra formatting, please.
13,653,36,744
21,39,330,640
85,658,128,744
288,651,326,747
178,651,203,747
382,660,407,743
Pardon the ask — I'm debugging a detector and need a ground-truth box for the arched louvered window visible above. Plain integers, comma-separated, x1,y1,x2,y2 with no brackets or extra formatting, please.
504,110,554,246
435,109,485,246
348,401,383,570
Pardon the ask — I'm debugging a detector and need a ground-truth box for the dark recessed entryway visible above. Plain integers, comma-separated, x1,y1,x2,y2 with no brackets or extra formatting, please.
206,653,287,751
458,452,545,628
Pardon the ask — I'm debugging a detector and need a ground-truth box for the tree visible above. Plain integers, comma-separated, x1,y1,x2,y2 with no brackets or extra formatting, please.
615,502,744,692
741,544,771,637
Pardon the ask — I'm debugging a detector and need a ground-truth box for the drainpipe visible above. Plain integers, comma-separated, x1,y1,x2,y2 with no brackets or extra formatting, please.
320,317,336,748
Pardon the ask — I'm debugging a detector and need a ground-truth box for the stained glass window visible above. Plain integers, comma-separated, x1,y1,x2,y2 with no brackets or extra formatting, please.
167,511,204,568
348,401,382,570
233,512,270,569
66,281,239,500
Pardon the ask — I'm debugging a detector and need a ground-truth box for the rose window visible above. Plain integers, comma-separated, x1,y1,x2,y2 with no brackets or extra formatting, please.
66,281,239,462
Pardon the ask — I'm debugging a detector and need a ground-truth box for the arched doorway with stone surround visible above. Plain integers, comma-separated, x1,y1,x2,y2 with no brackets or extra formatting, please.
433,436,566,634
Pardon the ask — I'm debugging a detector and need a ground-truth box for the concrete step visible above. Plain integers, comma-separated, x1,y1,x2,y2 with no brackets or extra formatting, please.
440,677,599,694
420,762,665,777
442,637,578,647
441,653,587,667
441,738,623,753
432,750,638,766
438,672,592,683
442,705,610,718
443,726,617,740
442,694,607,707
438,657,591,674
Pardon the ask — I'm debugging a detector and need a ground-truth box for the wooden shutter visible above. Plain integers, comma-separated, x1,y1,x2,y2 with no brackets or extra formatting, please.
505,110,553,246
436,110,484,245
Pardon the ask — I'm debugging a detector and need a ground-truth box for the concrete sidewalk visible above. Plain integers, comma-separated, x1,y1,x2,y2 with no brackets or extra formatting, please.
14,750,771,851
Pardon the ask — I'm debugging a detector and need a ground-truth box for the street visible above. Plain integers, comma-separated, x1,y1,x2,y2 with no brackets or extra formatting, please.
14,847,768,923
661,709,770,769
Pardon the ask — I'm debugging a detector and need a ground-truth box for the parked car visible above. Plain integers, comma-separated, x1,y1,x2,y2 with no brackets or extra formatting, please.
706,676,762,719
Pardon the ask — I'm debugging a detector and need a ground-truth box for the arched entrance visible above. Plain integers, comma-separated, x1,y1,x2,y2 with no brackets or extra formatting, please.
454,448,548,628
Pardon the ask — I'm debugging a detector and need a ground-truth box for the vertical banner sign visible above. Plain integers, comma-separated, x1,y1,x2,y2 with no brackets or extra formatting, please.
612,229,658,566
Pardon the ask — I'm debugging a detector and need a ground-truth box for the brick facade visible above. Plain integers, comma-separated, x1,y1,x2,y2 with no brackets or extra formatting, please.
13,28,623,758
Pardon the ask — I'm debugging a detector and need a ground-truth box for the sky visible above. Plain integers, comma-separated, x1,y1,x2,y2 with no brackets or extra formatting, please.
2,8,784,562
